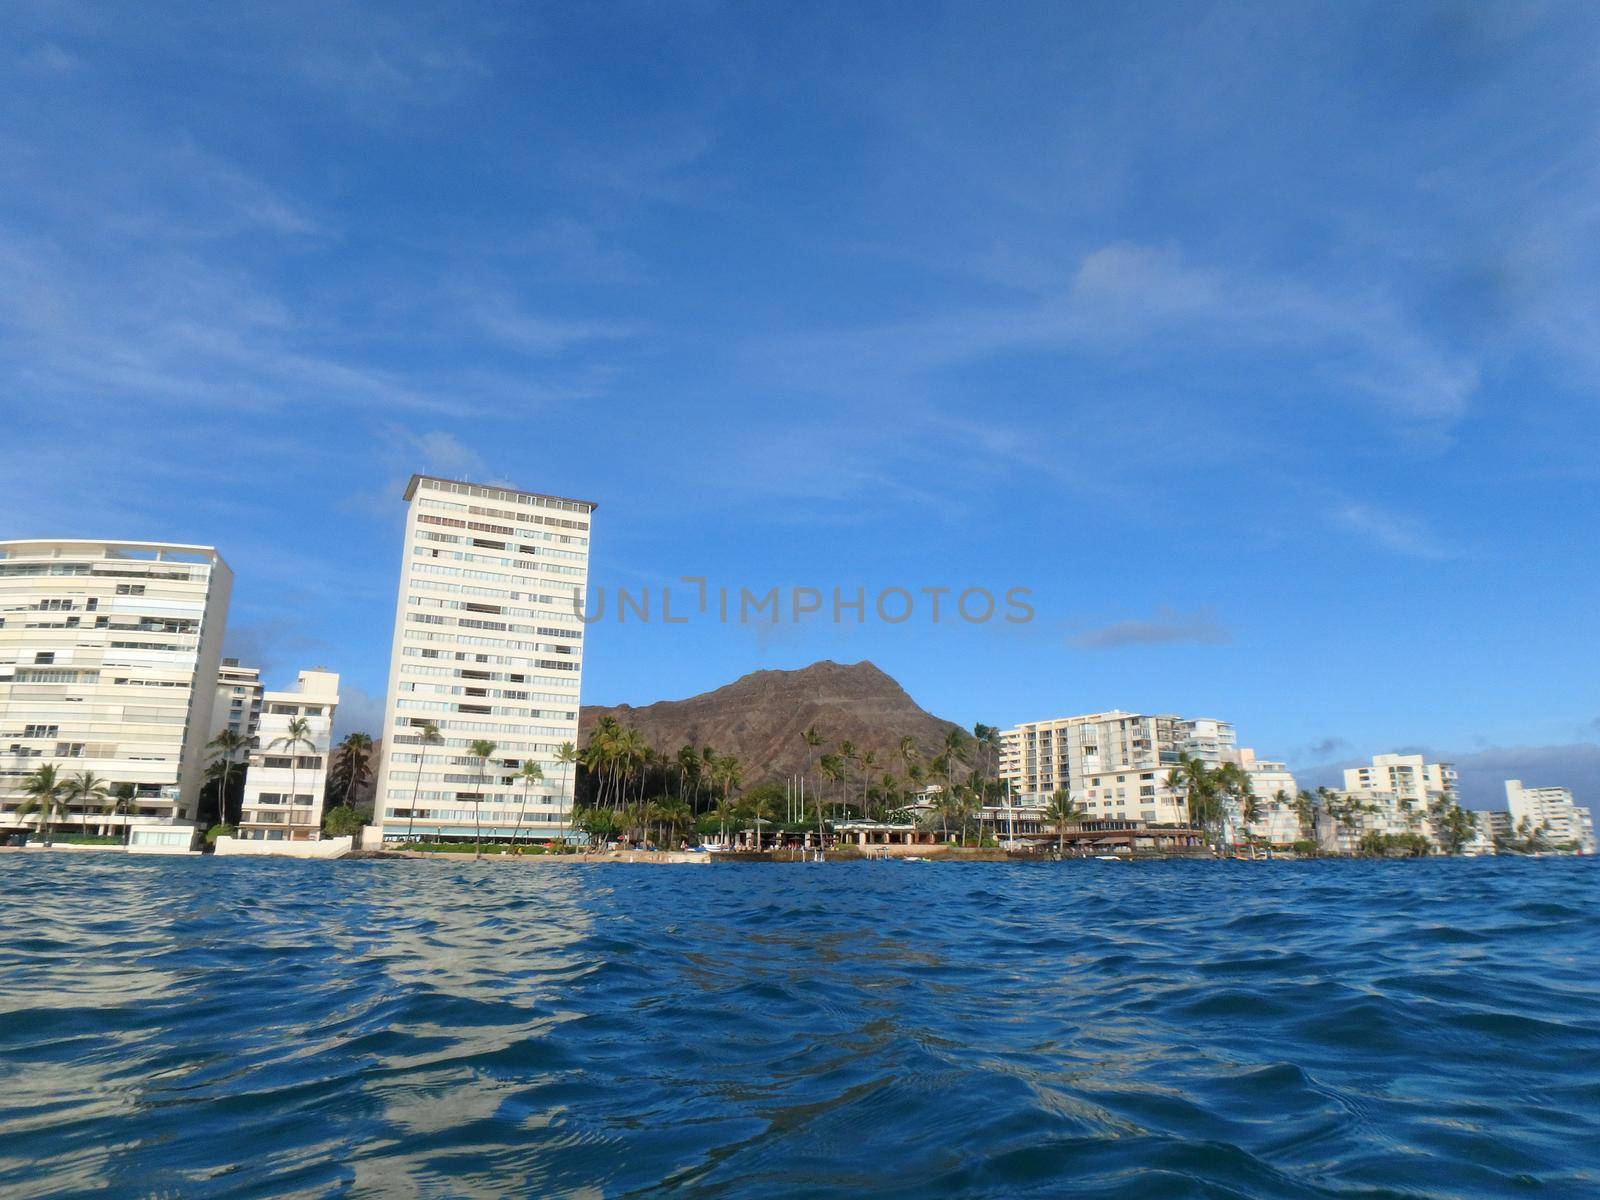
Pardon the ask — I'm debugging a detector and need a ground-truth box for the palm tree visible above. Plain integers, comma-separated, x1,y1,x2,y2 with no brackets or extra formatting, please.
942,728,971,807
838,740,858,814
859,749,878,814
469,739,497,858
800,726,824,820
61,770,108,835
657,798,691,848
746,791,777,851
405,721,444,846
510,760,543,849
1293,789,1316,842
15,764,68,845
712,796,739,847
972,723,1000,786
206,728,251,827
333,731,374,808
104,782,138,844
269,716,317,814
557,740,580,844
818,754,843,820
897,735,919,794
1045,788,1081,854
676,744,700,805
713,754,743,809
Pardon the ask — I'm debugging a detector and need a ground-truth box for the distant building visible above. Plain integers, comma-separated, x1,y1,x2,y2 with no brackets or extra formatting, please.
1479,809,1514,841
1343,753,1460,849
998,711,1236,825
1319,787,1420,854
1236,748,1301,845
1343,753,1458,805
1504,780,1596,853
238,669,340,841
212,658,264,744
0,539,231,835
368,475,594,845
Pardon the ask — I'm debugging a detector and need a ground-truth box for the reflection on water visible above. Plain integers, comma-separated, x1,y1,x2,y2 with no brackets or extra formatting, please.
1,855,1597,1198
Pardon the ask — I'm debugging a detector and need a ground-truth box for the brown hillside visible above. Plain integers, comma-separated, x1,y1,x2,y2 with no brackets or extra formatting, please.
579,660,965,785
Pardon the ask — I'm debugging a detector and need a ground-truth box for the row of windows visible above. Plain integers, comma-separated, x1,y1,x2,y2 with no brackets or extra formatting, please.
391,715,574,738
398,681,578,705
416,498,590,542
406,573,575,613
412,546,586,579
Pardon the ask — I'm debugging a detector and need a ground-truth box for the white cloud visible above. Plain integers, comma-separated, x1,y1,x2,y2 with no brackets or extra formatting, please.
1331,501,1458,560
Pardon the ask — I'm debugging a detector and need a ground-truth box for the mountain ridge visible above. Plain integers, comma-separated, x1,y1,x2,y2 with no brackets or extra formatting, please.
579,659,964,785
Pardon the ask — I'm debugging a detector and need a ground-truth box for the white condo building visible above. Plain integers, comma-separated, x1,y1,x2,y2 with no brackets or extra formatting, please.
369,475,593,845
238,669,340,841
1504,780,1596,854
212,657,264,744
0,540,231,835
1341,752,1460,848
1343,752,1458,806
1237,748,1302,845
999,711,1236,825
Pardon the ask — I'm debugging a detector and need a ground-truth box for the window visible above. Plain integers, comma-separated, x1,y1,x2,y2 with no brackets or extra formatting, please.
23,725,60,738
115,584,146,595
34,652,55,665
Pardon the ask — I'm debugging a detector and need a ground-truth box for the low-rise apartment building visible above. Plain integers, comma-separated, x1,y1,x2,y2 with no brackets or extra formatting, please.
237,669,339,841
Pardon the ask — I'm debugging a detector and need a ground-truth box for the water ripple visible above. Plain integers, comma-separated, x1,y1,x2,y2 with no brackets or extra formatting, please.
0,856,1597,1197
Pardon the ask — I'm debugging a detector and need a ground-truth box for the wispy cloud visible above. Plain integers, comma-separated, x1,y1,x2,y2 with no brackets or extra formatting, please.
755,241,1480,434
1331,501,1458,560
1071,606,1232,650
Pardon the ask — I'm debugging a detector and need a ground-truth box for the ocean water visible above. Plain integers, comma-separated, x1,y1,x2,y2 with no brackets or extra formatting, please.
1,856,1596,1199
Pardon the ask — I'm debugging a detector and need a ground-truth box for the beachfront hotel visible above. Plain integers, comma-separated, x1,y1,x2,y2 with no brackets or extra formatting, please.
0,539,232,835
1503,779,1597,854
998,711,1237,824
237,668,339,841
368,475,593,845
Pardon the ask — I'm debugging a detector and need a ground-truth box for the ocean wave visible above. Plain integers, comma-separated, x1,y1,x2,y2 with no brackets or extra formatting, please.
0,856,1596,1198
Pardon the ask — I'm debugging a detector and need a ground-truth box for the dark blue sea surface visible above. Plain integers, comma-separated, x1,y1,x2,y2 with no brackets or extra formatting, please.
1,856,1597,1198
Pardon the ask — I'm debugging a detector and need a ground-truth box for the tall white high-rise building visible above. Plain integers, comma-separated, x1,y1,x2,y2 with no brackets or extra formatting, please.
238,668,339,841
1504,780,1596,854
998,711,1236,825
369,475,594,845
0,539,232,834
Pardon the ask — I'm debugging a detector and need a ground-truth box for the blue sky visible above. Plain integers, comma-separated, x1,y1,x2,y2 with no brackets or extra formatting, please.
3,2,1598,807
